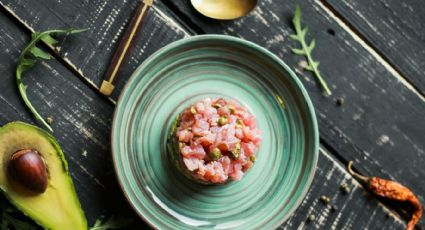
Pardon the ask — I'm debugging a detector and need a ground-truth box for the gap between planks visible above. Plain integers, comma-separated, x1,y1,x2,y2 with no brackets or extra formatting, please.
1,1,424,105
0,2,410,225
0,4,116,103
0,3,190,106
1,0,416,189
316,0,425,102
152,6,424,223
1,0,420,182
319,147,404,225
151,5,190,37
158,0,425,103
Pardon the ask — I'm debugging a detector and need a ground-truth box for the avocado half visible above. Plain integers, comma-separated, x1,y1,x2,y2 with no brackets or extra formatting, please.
0,122,87,230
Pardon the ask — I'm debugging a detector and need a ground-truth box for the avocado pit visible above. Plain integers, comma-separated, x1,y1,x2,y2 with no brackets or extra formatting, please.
8,149,48,194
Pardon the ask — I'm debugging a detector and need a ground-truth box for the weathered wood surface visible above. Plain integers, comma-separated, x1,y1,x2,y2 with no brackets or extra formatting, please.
0,0,423,229
158,0,425,219
280,148,404,230
325,0,425,96
2,0,424,195
0,12,147,229
0,13,405,229
0,0,188,100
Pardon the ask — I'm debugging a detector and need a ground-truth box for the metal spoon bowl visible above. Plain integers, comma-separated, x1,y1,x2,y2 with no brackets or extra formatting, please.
191,0,257,20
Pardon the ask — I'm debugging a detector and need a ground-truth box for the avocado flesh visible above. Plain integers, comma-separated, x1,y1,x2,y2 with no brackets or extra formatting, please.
0,122,87,230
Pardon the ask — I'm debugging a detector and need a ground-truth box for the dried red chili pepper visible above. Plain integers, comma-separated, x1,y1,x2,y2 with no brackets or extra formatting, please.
348,161,422,230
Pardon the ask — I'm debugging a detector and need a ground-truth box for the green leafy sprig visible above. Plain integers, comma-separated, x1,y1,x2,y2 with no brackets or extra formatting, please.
16,28,86,132
90,216,133,230
290,6,332,96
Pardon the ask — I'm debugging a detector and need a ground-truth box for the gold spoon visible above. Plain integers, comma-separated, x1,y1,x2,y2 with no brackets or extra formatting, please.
191,0,257,20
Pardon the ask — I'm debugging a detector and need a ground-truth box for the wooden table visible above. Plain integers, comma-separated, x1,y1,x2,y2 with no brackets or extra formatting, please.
0,0,423,229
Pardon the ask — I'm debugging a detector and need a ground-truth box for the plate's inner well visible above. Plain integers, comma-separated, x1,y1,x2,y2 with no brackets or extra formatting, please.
112,36,317,229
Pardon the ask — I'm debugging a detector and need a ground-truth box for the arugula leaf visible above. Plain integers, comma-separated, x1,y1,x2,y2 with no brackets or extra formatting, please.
290,6,332,96
90,216,133,230
41,34,59,45
16,28,87,132
29,46,51,60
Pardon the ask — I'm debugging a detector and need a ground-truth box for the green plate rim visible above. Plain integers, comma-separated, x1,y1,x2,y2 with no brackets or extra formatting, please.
111,34,319,229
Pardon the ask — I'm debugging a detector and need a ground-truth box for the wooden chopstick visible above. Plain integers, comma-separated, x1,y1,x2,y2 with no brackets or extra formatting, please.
100,0,153,96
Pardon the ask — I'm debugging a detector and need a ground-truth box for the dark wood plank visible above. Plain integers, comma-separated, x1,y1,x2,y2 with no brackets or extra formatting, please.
0,7,407,230
157,0,425,225
282,148,405,229
0,13,406,229
0,0,188,100
3,0,424,196
1,0,420,228
0,12,145,228
324,0,425,95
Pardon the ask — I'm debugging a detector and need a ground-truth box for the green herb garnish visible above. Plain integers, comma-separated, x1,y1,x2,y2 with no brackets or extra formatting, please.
89,216,133,230
290,6,332,96
16,28,87,132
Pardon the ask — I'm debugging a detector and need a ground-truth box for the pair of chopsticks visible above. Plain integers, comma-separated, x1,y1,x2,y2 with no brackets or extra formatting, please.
100,0,153,96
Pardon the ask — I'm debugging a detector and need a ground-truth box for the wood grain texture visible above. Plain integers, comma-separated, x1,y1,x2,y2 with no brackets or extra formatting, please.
0,0,188,100
4,0,424,194
0,14,405,228
0,0,422,228
158,0,425,227
280,148,404,230
324,0,425,96
0,12,146,228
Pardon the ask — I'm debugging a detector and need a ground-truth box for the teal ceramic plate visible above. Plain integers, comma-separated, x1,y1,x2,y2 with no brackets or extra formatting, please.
112,35,318,229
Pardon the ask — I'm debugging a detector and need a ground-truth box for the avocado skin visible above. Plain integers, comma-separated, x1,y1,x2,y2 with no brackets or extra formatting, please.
0,122,87,230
